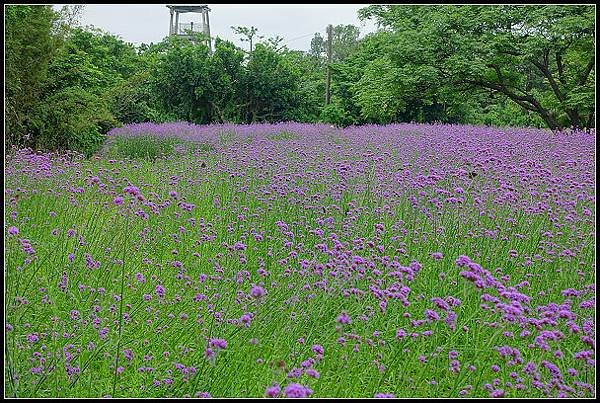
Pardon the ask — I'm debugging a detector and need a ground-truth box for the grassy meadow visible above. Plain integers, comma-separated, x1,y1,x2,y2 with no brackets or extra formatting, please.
4,122,595,398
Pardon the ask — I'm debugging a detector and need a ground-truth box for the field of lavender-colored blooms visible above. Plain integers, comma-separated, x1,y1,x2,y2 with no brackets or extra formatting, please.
4,122,596,398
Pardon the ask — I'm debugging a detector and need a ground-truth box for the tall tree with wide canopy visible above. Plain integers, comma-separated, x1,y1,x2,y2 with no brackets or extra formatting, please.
359,5,595,130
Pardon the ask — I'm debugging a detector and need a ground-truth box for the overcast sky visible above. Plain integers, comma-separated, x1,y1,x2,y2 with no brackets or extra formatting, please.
52,4,379,51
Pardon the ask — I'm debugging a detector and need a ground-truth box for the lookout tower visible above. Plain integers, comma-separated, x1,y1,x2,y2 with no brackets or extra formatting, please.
167,5,212,51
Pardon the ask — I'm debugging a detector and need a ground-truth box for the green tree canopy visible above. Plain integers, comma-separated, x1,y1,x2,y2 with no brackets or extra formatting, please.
359,4,595,130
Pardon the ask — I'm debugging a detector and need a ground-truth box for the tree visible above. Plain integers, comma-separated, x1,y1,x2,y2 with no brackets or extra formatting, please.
4,6,131,154
261,35,287,53
206,39,246,122
310,33,325,60
240,44,304,122
65,27,139,82
330,24,361,62
5,5,60,146
310,24,361,64
231,26,263,54
354,57,404,124
324,31,391,126
106,69,164,124
359,5,595,130
280,50,324,122
151,36,213,123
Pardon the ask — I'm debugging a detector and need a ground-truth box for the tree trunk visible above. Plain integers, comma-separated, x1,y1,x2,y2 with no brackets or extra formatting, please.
468,77,563,131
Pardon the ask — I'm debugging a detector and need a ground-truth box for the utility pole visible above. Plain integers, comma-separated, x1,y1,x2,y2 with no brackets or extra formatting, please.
325,24,333,105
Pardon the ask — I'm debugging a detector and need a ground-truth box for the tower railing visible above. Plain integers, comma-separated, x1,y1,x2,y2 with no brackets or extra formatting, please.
175,22,205,35
167,5,212,52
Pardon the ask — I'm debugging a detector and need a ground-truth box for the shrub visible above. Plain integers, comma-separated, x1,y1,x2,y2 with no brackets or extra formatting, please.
319,102,349,127
29,87,118,157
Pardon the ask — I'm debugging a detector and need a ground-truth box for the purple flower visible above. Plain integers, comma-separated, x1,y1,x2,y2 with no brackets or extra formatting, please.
541,360,563,379
425,309,440,321
155,285,165,298
209,338,227,350
8,226,19,236
240,313,253,325
99,327,109,339
490,389,505,398
123,349,134,361
31,366,44,375
194,391,211,398
123,185,140,196
250,285,265,298
431,252,443,260
300,358,315,368
455,255,472,267
375,393,396,398
27,333,39,343
284,383,313,398
265,383,281,398
337,312,351,324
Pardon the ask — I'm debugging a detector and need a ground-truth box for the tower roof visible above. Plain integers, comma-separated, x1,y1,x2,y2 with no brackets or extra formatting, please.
166,5,210,13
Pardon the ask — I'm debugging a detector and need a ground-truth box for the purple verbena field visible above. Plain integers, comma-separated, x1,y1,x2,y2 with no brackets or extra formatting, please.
4,122,596,398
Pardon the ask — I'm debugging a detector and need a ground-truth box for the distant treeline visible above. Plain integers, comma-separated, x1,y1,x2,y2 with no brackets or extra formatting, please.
5,5,595,156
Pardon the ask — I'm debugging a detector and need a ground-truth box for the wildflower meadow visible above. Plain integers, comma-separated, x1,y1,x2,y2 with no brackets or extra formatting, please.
4,122,596,398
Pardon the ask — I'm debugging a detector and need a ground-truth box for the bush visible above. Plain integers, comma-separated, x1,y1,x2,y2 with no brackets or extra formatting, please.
319,102,349,127
107,72,172,124
29,87,118,157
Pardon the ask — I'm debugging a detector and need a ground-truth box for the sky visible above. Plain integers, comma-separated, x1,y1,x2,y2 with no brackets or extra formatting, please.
52,4,379,51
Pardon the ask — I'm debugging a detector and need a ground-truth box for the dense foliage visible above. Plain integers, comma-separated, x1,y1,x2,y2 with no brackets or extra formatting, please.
358,5,595,131
4,5,595,155
5,5,58,147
